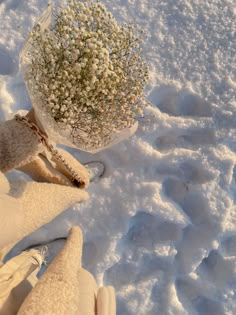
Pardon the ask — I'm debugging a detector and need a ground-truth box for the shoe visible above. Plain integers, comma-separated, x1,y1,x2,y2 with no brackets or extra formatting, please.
83,161,105,182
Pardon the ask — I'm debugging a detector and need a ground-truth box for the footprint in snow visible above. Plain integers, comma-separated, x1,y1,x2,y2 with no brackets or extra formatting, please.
162,176,218,274
174,224,217,275
149,85,212,117
162,157,215,223
156,127,216,152
220,235,236,257
104,211,181,289
118,211,182,254
196,250,236,288
147,85,218,153
104,253,170,290
104,260,137,289
176,276,225,315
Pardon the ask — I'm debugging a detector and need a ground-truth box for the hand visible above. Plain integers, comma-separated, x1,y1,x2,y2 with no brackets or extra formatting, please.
0,109,89,188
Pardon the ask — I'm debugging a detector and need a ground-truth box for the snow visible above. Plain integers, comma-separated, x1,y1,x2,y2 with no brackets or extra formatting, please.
0,0,236,314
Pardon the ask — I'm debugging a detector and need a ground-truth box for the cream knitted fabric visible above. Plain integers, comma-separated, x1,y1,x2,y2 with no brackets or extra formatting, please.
0,174,116,315
0,115,90,187
0,172,89,250
0,171,88,315
0,118,42,173
18,227,87,315
18,227,116,315
0,249,43,315
0,114,116,315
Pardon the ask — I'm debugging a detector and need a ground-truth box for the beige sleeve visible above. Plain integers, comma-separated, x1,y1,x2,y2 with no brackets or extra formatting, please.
10,180,89,241
18,227,89,315
18,227,117,315
0,119,42,173
0,172,88,249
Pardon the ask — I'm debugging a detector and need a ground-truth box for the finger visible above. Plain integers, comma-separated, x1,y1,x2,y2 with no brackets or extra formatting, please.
97,286,116,315
50,148,90,188
0,118,42,173
17,156,73,187
18,149,90,188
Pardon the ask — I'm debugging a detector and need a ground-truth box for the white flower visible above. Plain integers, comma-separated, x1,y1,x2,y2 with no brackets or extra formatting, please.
27,0,149,150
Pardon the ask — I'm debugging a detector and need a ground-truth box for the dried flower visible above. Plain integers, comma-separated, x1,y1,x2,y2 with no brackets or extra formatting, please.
22,0,149,151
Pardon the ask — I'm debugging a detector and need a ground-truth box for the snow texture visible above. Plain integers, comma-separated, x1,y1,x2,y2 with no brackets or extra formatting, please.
0,0,236,314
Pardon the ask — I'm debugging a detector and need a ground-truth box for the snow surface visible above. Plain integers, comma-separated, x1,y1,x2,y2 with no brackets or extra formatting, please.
0,0,236,314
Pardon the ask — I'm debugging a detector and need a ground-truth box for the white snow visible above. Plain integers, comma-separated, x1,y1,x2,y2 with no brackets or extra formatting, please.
0,0,236,314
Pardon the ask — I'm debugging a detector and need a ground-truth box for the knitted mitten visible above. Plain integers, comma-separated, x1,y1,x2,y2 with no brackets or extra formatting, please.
0,112,89,188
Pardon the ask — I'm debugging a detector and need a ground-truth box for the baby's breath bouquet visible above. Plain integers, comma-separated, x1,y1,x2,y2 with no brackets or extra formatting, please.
20,0,149,151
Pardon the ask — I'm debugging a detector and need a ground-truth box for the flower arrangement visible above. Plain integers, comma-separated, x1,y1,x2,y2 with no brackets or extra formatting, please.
22,0,149,151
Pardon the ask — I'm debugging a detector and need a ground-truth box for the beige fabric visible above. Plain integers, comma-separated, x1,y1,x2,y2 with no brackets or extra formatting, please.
76,269,98,314
0,171,10,194
18,227,84,315
97,287,116,315
0,111,90,251
0,118,42,173
0,172,89,250
18,227,116,315
0,113,116,314
0,249,43,315
0,115,90,188
0,173,116,315
0,172,88,315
